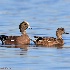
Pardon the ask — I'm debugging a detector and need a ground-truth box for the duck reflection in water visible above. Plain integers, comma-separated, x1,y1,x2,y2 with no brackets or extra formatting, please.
6,45,29,51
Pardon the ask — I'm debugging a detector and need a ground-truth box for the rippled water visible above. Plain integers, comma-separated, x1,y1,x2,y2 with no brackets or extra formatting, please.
0,0,70,70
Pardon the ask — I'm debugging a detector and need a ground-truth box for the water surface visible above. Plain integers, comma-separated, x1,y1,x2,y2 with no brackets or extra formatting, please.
0,0,70,70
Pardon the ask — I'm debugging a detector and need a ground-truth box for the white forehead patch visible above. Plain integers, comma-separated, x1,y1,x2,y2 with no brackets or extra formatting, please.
24,21,30,26
24,21,31,28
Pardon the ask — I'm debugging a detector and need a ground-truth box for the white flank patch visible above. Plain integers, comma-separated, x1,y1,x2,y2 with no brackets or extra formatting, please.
11,40,14,41
39,40,42,42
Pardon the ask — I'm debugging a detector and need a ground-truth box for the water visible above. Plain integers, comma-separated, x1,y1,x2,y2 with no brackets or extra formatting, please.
0,0,70,70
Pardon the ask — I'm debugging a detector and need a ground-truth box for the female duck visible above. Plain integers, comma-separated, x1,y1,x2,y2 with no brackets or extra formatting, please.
0,21,31,45
33,28,69,47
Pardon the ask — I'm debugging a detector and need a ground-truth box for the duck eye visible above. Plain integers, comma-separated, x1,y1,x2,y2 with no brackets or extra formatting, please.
24,23,27,25
62,28,64,31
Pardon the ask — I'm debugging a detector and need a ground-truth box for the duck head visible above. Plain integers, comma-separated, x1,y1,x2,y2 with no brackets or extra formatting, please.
19,21,32,34
56,27,69,39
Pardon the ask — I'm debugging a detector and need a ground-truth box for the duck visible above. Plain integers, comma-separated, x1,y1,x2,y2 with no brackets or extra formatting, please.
32,27,69,47
0,21,32,45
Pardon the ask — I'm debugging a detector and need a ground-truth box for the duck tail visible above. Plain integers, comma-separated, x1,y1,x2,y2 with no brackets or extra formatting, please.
0,35,8,45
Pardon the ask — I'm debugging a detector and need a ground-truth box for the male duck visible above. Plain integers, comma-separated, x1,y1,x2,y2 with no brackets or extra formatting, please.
33,28,69,47
0,21,31,45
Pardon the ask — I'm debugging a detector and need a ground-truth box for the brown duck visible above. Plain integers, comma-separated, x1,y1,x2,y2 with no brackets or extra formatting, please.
33,28,69,47
0,21,32,45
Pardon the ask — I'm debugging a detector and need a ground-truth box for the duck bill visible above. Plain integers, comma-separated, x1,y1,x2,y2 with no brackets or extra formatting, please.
64,32,69,34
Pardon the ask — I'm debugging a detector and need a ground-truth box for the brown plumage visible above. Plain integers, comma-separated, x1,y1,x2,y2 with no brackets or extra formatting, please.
3,21,31,45
33,28,69,47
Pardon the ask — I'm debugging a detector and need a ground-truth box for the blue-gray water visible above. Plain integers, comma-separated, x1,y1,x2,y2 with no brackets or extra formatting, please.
0,0,70,70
